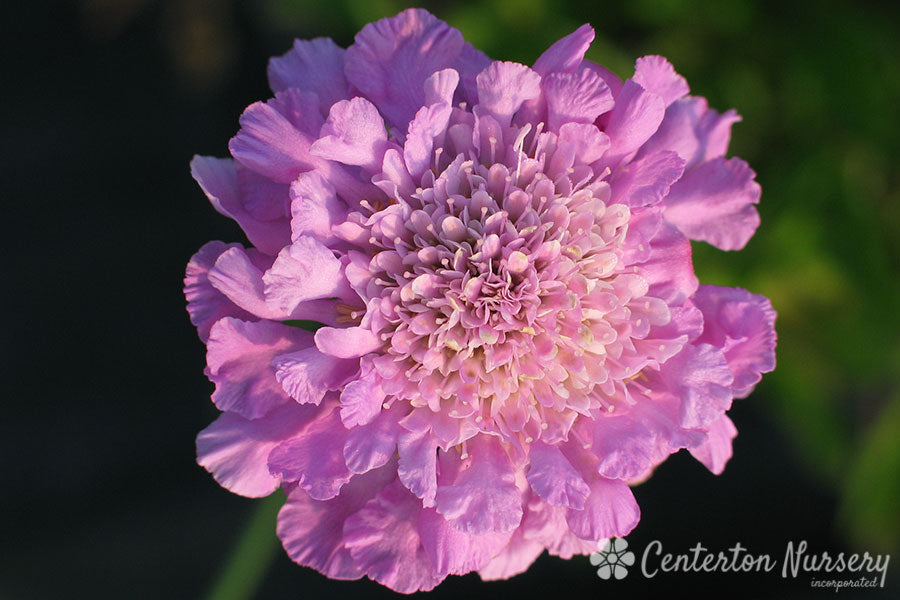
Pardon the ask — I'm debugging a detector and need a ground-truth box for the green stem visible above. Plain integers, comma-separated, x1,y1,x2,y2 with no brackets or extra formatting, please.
203,492,284,600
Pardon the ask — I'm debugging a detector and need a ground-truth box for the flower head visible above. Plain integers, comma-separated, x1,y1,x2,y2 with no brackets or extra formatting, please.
186,9,776,593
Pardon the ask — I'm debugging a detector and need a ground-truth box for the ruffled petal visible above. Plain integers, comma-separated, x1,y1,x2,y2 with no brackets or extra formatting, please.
609,150,685,208
601,80,666,169
185,241,255,341
343,404,403,474
343,479,445,593
423,68,460,106
206,318,310,419
475,61,542,127
273,346,358,405
693,285,777,397
520,494,596,559
633,55,689,107
235,165,290,221
454,43,492,104
435,438,523,534
397,428,439,507
564,476,640,542
637,219,699,305
289,171,348,245
658,343,734,429
558,123,610,165
404,103,453,179
309,97,388,172
418,508,512,577
314,326,383,359
590,415,657,481
533,24,595,75
526,442,591,509
689,414,738,474
339,368,386,427
267,37,349,110
640,96,740,171
267,404,352,500
196,401,316,497
262,236,349,313
209,245,341,324
208,246,282,320
277,462,396,580
344,8,465,129
228,89,323,183
190,156,290,255
543,68,613,131
477,528,544,581
664,157,761,250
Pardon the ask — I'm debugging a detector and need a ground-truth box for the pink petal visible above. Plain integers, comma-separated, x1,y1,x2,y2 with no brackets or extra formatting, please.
206,318,311,419
660,343,735,429
343,479,444,593
228,89,323,183
581,60,624,99
343,404,403,474
565,476,640,541
475,61,542,127
344,8,465,128
664,156,761,250
637,220,699,305
477,530,544,581
526,442,591,509
314,326,383,359
590,416,657,481
190,156,290,255
262,236,348,314
610,150,685,208
633,55,689,107
397,428,439,507
543,68,613,131
403,103,453,179
277,462,396,580
423,68,460,106
435,438,523,534
236,165,290,221
289,171,348,245
310,97,388,172
640,96,741,171
209,245,341,324
693,285,777,397
454,43,492,104
208,246,282,320
374,147,416,199
601,80,666,169
417,508,512,577
196,401,316,497
339,369,385,427
267,37,349,111
267,404,352,500
689,414,738,474
273,346,358,405
533,24,595,75
185,241,255,342
519,495,596,559
558,123,610,165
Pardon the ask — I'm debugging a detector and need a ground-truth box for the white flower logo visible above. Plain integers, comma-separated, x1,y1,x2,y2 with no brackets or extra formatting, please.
589,538,635,580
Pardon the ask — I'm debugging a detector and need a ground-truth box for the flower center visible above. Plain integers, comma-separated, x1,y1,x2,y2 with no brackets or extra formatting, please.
353,122,674,446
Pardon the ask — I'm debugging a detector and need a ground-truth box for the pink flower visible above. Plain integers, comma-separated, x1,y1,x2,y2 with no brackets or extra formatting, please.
185,9,776,593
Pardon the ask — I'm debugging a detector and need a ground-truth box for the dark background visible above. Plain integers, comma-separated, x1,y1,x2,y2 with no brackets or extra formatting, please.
3,0,899,598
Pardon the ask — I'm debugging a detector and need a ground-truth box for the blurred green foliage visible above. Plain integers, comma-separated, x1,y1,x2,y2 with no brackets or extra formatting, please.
248,0,900,552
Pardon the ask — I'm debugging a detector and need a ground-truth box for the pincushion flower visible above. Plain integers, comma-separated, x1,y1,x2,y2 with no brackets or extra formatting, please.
185,9,776,593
